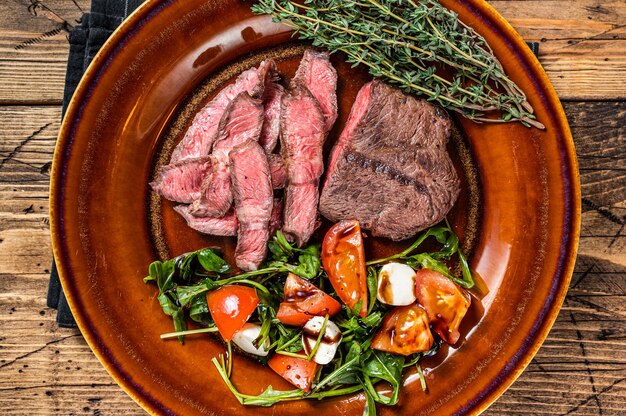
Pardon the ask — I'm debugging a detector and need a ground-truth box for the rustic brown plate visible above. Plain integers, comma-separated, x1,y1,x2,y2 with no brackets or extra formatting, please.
50,0,580,414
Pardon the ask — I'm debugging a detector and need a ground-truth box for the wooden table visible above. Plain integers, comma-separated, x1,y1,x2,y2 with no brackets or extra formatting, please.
1,0,624,414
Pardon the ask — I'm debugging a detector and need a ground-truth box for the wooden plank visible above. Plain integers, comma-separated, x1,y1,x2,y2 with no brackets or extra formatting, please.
0,0,624,103
0,0,88,104
0,102,623,414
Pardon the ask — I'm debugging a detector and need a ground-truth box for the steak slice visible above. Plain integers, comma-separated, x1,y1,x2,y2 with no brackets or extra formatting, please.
319,80,460,241
230,140,273,271
269,198,283,235
268,153,287,190
292,49,338,132
280,85,326,246
191,92,264,217
170,60,276,163
150,156,212,203
259,82,284,153
174,205,237,236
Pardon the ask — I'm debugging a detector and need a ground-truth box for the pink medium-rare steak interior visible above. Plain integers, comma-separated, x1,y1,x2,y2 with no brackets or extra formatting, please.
280,85,327,247
191,92,265,217
230,140,274,271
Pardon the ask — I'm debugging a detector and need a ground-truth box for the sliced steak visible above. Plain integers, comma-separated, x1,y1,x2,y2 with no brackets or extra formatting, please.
170,60,276,163
269,198,283,235
268,153,287,190
280,85,326,246
230,140,273,271
319,80,460,241
191,92,264,217
150,156,212,203
259,82,284,153
174,205,237,236
292,49,338,132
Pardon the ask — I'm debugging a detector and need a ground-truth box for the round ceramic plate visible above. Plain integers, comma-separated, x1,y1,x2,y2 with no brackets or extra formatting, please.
50,0,580,414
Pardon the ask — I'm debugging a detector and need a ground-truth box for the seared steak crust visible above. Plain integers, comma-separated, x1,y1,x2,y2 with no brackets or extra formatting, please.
319,80,460,241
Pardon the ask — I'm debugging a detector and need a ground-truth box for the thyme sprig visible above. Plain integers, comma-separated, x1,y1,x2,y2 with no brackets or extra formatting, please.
251,0,544,129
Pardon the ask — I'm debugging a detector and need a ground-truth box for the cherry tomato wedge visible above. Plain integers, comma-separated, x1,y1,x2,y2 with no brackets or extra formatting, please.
321,220,368,317
415,269,471,345
206,285,259,342
268,351,318,392
371,303,433,356
276,273,342,326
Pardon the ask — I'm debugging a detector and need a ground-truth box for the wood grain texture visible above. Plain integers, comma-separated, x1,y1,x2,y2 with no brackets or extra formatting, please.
0,0,624,102
0,1,625,415
0,0,88,104
0,101,624,415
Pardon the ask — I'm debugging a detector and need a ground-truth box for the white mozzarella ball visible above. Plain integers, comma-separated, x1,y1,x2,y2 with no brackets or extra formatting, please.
302,317,342,365
231,323,270,357
377,262,417,306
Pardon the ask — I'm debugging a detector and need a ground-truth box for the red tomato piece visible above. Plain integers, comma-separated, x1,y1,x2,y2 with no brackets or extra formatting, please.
276,273,342,326
268,351,318,392
371,304,434,356
415,269,471,345
321,220,368,317
206,285,259,342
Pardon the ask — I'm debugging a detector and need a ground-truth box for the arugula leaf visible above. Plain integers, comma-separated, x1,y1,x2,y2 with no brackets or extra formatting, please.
315,342,363,389
176,278,219,308
362,384,378,416
268,231,294,262
362,351,405,405
366,267,378,315
197,248,231,274
157,292,186,343
289,244,321,279
145,259,176,293
367,219,474,288
189,294,212,324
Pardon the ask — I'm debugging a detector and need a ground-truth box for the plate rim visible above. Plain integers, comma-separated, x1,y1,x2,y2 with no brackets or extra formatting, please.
49,0,581,414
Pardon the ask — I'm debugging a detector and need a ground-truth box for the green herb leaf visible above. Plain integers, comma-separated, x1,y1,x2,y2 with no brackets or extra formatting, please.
251,0,544,128
362,351,405,405
189,294,212,324
197,248,231,274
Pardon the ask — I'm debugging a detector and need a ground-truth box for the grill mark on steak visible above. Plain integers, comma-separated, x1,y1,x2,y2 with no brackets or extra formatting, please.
345,152,429,193
319,79,459,241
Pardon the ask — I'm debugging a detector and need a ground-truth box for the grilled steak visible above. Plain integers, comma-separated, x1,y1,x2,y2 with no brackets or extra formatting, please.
292,49,338,132
319,80,460,241
269,198,283,235
191,92,264,217
170,60,276,163
174,205,237,236
268,153,287,190
259,82,284,153
230,140,274,271
280,85,327,246
150,156,212,203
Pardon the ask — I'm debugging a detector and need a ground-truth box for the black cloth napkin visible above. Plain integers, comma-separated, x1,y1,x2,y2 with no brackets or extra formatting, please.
47,0,146,328
46,0,540,327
